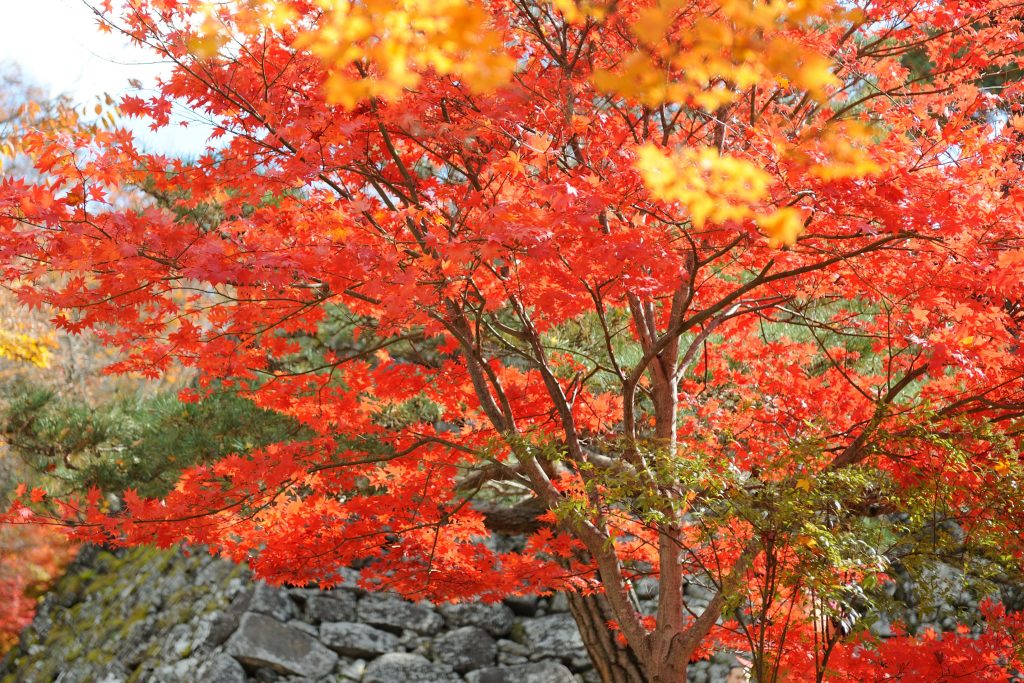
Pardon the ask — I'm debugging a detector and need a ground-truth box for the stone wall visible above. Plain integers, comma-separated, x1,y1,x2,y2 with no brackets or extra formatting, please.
0,545,741,683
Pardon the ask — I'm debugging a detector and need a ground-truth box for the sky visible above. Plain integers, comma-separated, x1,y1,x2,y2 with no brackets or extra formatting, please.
0,0,213,155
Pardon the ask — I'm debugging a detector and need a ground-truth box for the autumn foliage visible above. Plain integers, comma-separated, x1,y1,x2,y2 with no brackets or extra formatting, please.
0,523,74,654
3,0,1024,681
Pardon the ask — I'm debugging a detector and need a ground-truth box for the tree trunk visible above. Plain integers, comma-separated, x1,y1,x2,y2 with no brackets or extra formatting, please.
648,632,693,683
567,592,649,683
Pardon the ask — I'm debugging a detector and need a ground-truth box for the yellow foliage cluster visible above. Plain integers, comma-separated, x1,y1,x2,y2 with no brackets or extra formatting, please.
593,0,839,109
551,0,612,22
187,1,300,59
636,144,772,227
297,0,515,108
0,330,55,368
179,1,874,251
265,0,840,111
792,121,884,181
635,144,804,247
186,10,230,59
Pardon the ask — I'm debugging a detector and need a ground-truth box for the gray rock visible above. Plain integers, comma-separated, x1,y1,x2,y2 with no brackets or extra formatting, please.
870,613,894,638
568,652,594,672
205,611,241,647
249,582,294,621
438,601,516,637
358,593,444,634
634,577,659,599
335,658,367,681
225,612,337,677
196,654,246,683
149,656,203,683
305,593,357,623
287,587,322,602
160,623,194,659
503,595,540,616
96,673,128,683
195,556,238,586
519,613,586,662
362,652,458,683
547,593,570,613
432,626,497,672
122,641,155,670
333,566,364,592
319,621,401,657
206,585,252,648
29,606,54,641
708,662,729,681
287,619,319,636
465,662,576,683
495,638,528,663
496,639,530,656
684,580,715,602
252,670,283,682
399,628,423,649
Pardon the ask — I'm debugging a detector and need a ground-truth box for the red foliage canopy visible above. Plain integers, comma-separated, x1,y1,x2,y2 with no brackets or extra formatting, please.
3,1,1024,680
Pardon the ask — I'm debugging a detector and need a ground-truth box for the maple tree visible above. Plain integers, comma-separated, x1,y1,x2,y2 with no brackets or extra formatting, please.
3,1,1024,681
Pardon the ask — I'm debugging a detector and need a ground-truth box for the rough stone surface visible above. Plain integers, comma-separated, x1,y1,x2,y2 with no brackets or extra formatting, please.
547,592,570,613
149,656,203,682
336,658,367,681
0,545,248,683
225,613,338,677
519,613,587,662
304,593,357,624
363,652,458,683
439,602,516,637
502,595,540,616
248,582,294,622
3,543,978,683
286,619,319,636
432,626,497,672
358,593,445,635
197,654,247,683
319,621,401,657
1,544,747,683
465,662,576,683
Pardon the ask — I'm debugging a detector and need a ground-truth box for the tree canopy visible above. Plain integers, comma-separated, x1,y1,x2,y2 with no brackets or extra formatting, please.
3,1,1024,681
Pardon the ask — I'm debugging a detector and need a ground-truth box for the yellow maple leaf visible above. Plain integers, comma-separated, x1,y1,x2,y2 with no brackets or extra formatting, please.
300,0,514,109
636,144,773,228
796,534,818,549
759,208,805,249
